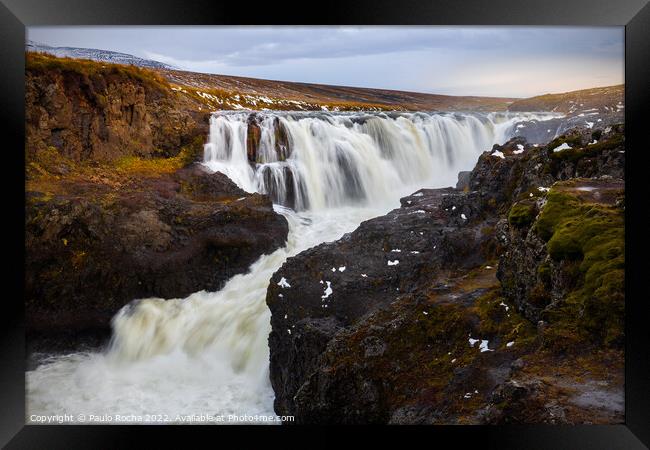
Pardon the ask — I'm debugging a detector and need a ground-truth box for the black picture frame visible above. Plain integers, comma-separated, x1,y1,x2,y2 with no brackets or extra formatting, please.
1,0,648,447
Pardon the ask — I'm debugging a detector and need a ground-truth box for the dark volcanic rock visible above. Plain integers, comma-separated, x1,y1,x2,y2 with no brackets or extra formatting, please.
267,187,502,421
26,164,289,336
467,125,624,209
266,125,625,424
456,171,471,190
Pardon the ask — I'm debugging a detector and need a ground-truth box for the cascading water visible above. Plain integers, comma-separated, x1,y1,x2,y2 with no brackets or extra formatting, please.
202,111,553,210
26,110,559,423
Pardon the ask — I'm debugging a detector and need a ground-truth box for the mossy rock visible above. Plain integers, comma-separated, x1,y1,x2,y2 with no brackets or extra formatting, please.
508,200,538,228
533,181,624,348
549,133,624,164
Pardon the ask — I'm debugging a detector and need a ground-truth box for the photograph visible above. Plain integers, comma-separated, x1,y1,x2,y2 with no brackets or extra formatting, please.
1,0,648,441
20,24,629,427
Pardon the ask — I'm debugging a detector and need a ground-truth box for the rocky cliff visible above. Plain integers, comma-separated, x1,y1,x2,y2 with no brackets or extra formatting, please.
266,125,625,424
25,54,289,340
26,52,209,162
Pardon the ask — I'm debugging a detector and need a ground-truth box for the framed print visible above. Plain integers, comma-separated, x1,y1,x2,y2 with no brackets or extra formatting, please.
1,0,648,447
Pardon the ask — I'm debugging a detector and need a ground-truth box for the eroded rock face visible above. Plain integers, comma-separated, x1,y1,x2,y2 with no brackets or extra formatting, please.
26,165,289,336
25,57,209,163
267,187,502,420
467,125,624,209
498,178,625,347
266,126,625,424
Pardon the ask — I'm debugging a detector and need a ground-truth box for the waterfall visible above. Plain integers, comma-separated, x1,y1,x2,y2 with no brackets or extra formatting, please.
202,111,554,210
27,109,559,423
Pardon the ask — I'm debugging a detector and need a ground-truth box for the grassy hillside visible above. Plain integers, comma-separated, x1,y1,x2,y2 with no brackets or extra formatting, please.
158,68,518,112
508,85,624,114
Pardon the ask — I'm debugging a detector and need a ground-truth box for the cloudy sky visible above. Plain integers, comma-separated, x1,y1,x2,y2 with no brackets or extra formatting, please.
27,26,624,98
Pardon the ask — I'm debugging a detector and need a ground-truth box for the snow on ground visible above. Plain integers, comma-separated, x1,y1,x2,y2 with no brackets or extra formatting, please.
553,142,572,152
321,281,333,299
277,277,291,288
479,340,493,352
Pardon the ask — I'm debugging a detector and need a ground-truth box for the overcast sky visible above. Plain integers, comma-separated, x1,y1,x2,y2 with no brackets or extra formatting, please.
27,26,624,98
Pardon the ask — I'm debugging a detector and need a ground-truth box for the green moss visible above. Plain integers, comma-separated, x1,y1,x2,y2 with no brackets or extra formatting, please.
534,191,576,241
537,261,551,285
528,283,551,308
549,133,624,164
472,289,536,347
115,136,204,175
546,134,583,153
508,200,537,228
535,185,624,347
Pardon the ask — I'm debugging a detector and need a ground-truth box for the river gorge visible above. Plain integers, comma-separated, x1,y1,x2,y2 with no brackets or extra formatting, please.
27,110,561,422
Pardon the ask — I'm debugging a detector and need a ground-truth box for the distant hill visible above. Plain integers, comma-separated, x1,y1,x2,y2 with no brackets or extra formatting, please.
26,41,175,70
157,69,518,112
23,50,623,118
23,45,516,111
508,85,624,114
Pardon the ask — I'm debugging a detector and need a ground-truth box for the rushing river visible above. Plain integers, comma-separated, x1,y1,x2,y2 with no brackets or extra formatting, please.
26,110,559,424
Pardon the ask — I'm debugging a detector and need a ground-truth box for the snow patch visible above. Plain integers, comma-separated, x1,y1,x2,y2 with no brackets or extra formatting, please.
479,340,493,352
469,337,493,352
553,142,572,152
321,281,333,299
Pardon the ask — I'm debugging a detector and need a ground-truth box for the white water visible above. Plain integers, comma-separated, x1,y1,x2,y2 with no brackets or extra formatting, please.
27,110,557,424
203,111,556,210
